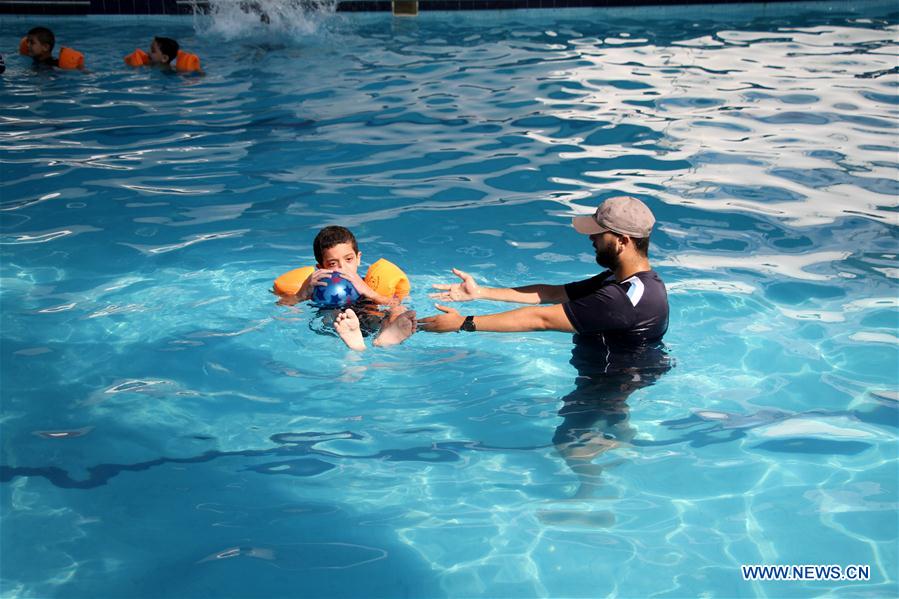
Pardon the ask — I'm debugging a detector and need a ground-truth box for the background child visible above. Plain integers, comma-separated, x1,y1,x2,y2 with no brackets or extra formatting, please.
22,26,84,69
24,27,56,67
125,37,201,73
149,37,179,68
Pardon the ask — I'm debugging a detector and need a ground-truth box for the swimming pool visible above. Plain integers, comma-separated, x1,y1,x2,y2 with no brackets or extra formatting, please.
1,2,897,597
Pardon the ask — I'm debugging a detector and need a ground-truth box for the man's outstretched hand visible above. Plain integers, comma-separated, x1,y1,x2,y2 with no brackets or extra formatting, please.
419,304,466,333
430,268,480,302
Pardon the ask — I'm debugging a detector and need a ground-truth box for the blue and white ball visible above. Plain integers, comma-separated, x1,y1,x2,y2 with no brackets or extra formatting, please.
311,273,360,309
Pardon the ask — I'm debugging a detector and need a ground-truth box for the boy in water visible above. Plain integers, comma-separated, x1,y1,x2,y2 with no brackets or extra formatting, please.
295,226,416,351
24,27,59,67
23,26,83,69
125,36,201,74
148,37,179,69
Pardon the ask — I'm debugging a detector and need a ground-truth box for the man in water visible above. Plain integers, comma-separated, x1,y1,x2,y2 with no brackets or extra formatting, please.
421,195,671,498
421,195,668,349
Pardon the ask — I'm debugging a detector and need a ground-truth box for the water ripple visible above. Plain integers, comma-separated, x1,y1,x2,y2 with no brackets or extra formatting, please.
1,5,897,599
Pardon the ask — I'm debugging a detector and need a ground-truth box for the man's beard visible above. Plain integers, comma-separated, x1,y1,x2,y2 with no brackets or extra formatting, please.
596,245,619,270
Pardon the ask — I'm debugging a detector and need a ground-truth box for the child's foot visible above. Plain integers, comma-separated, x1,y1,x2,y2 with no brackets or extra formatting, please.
334,309,366,352
373,308,416,348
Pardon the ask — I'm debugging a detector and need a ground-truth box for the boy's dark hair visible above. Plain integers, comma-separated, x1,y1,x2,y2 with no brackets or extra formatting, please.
313,226,358,265
154,37,179,63
28,27,55,51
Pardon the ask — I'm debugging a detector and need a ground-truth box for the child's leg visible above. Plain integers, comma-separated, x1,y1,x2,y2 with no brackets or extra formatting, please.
334,309,366,352
373,305,416,348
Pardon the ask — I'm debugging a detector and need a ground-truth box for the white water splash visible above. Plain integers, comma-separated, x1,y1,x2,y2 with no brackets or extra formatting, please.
192,0,338,40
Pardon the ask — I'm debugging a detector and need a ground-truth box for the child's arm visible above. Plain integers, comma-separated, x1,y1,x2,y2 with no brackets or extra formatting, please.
296,269,333,302
335,269,394,306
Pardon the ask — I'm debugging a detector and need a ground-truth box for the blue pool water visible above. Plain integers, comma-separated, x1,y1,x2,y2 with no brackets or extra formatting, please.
1,3,897,597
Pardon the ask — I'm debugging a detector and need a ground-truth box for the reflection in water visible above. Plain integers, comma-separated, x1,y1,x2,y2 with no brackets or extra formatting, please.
552,357,672,504
1,429,505,489
197,541,387,570
31,427,93,439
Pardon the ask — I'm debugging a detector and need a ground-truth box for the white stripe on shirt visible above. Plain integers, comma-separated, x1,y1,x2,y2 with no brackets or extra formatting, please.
623,275,645,307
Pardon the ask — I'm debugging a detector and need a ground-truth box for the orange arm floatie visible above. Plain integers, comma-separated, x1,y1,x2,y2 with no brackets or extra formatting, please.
57,47,84,70
273,259,410,299
273,266,315,296
19,37,28,56
125,48,150,67
364,259,410,300
175,50,201,73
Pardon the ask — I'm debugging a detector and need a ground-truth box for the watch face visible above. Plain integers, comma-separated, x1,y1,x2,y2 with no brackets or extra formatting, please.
461,316,476,331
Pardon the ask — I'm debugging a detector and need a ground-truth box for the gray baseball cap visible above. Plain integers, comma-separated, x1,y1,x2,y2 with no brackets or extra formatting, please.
572,195,656,238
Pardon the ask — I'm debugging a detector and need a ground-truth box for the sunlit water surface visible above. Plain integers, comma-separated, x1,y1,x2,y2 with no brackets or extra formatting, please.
1,3,897,597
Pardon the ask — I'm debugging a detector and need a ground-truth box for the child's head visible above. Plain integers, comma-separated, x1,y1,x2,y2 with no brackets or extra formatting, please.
313,226,361,274
149,37,179,65
26,27,54,59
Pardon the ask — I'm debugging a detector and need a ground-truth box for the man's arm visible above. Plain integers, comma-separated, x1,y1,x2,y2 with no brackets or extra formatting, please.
479,284,569,305
419,303,576,333
431,268,569,305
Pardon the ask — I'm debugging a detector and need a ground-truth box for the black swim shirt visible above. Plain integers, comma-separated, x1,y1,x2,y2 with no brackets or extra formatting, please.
562,270,670,375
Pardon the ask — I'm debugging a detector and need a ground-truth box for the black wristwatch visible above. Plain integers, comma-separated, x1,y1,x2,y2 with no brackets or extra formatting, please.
459,315,477,332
